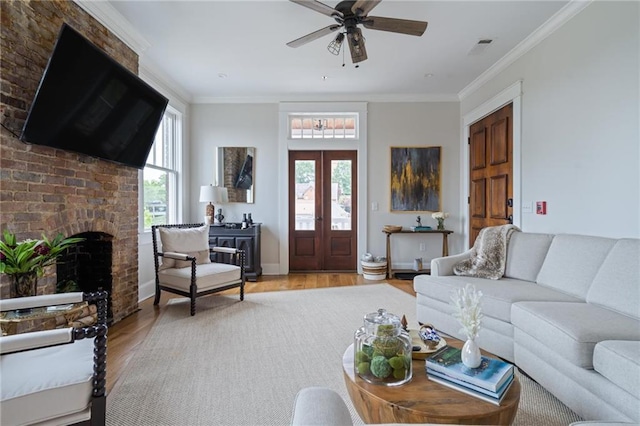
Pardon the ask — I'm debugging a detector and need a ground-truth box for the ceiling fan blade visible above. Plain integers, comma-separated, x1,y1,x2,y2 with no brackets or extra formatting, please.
289,0,343,19
351,0,382,17
362,16,428,36
287,24,342,48
347,28,368,64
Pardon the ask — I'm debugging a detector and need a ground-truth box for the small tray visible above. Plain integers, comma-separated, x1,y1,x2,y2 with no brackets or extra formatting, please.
410,329,446,359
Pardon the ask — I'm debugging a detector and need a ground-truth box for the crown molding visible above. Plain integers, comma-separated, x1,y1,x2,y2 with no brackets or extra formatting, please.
139,61,193,107
73,0,150,55
192,93,459,104
458,0,592,100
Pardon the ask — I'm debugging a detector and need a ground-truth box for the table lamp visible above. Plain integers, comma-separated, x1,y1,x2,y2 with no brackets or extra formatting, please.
199,185,227,225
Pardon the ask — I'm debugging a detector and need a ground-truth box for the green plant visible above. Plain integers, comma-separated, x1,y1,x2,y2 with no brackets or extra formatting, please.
0,230,84,277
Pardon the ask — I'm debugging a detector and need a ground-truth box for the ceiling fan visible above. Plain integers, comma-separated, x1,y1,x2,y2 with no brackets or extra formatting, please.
287,0,428,64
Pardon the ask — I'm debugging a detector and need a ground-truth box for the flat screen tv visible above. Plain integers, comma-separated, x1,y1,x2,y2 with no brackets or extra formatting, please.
20,23,169,169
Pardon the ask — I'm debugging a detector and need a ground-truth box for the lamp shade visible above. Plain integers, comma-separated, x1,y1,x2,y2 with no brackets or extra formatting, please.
199,185,228,203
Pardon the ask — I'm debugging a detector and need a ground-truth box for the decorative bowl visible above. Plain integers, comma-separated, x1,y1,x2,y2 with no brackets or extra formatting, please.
383,225,403,233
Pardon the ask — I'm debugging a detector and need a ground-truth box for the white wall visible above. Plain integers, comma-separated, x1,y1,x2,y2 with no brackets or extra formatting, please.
366,102,461,269
190,103,281,273
460,1,640,238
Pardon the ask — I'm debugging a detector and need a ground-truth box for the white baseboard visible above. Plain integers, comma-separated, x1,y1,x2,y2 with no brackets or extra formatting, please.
138,279,155,302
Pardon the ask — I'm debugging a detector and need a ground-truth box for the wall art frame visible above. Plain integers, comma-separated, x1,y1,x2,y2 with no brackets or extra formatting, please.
216,147,255,203
390,146,441,212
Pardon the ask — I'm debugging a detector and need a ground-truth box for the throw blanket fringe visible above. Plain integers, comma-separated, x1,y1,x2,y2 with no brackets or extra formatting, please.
454,225,520,280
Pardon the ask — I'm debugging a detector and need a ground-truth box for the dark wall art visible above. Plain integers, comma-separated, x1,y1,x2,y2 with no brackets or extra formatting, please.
390,146,441,212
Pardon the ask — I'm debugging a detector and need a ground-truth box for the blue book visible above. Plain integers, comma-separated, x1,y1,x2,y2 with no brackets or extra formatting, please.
426,368,513,399
426,346,514,392
427,372,514,405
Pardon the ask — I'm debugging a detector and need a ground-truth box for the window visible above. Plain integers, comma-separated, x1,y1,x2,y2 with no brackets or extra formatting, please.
142,109,181,231
289,114,357,139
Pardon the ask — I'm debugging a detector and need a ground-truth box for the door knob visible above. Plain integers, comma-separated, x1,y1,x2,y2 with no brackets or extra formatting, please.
315,216,322,221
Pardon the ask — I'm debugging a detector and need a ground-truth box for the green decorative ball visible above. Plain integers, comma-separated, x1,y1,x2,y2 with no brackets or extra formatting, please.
372,337,401,358
393,368,406,380
388,356,404,370
357,362,370,375
355,351,370,363
370,356,392,379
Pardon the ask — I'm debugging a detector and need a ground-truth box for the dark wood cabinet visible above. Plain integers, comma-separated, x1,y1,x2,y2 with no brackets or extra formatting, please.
209,224,262,281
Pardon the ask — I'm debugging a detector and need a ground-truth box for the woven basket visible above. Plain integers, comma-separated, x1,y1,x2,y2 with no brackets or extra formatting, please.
361,260,387,280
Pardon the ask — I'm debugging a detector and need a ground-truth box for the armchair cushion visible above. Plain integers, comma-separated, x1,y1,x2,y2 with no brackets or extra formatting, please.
159,224,211,269
158,262,242,292
1,337,95,425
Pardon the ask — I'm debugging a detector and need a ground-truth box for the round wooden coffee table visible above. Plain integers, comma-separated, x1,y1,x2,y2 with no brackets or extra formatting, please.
342,340,520,424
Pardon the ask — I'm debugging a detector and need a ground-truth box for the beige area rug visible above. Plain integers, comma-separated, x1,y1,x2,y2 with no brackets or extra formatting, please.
106,284,582,425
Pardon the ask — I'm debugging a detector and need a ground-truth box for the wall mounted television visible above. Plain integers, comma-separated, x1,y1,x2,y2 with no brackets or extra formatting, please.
20,23,169,169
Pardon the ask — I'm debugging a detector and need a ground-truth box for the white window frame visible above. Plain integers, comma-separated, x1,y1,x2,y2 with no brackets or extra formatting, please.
139,106,183,233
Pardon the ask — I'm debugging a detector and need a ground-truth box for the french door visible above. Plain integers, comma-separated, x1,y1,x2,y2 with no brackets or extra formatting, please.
289,150,357,271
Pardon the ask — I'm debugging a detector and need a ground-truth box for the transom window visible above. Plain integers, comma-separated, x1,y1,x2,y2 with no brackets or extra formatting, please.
289,114,357,139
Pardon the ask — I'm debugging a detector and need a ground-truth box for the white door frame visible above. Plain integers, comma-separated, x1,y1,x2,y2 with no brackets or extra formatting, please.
460,81,523,250
278,102,368,274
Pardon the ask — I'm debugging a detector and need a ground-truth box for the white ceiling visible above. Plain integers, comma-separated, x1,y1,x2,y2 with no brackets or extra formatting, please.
101,0,572,103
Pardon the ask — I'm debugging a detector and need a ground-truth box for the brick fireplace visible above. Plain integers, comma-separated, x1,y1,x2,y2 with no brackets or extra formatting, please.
0,0,141,322
57,232,114,323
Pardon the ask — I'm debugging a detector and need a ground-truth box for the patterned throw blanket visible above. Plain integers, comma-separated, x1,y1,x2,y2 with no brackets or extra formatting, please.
454,225,520,280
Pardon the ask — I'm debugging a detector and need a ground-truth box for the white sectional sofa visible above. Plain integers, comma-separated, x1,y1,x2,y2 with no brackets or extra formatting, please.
413,232,640,423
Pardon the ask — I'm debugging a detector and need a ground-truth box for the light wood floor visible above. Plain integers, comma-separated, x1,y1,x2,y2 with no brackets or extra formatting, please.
106,274,414,394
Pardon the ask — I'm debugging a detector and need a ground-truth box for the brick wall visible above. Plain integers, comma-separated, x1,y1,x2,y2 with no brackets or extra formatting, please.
1,0,140,322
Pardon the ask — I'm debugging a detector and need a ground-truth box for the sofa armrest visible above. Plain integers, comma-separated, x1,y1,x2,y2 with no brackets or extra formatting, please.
0,328,74,354
160,251,196,261
212,247,241,255
431,250,472,276
0,292,84,312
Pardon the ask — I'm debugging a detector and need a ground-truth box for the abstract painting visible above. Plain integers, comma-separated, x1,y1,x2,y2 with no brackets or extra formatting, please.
390,146,441,212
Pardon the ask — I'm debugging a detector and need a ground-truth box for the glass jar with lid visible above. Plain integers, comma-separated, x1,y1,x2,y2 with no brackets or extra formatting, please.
354,308,412,386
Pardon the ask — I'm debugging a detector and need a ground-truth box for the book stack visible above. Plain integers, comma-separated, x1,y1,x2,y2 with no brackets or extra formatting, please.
425,346,514,405
410,226,432,231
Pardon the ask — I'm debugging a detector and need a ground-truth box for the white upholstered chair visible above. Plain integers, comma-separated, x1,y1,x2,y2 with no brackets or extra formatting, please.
151,223,245,316
0,291,108,426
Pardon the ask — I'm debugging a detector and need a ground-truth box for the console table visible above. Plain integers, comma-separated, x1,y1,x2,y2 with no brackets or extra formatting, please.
209,224,262,281
383,228,453,279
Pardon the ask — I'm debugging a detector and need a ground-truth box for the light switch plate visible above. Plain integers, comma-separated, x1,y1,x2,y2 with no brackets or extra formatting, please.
522,201,533,213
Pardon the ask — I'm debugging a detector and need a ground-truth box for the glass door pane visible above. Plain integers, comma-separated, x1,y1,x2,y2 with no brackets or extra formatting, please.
330,160,351,230
294,160,315,230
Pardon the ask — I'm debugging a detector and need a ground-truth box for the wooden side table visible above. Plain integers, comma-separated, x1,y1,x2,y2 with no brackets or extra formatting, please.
383,228,453,278
0,302,97,336
342,340,520,424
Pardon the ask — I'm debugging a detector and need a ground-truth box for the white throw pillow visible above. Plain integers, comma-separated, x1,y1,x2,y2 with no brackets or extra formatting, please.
158,225,211,269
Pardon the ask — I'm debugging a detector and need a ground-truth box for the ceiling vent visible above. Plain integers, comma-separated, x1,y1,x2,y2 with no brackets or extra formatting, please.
468,39,493,56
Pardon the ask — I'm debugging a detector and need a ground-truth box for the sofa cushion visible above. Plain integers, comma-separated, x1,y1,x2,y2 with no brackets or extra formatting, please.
1,338,94,425
414,274,581,323
159,225,211,269
536,234,617,299
512,301,640,368
587,239,640,320
504,232,554,282
593,340,640,399
159,262,241,291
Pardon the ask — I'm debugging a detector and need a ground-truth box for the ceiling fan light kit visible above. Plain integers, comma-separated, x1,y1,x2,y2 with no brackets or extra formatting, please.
288,0,428,65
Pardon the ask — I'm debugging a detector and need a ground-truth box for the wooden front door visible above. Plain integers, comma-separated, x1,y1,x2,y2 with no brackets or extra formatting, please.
468,103,513,246
289,150,357,271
